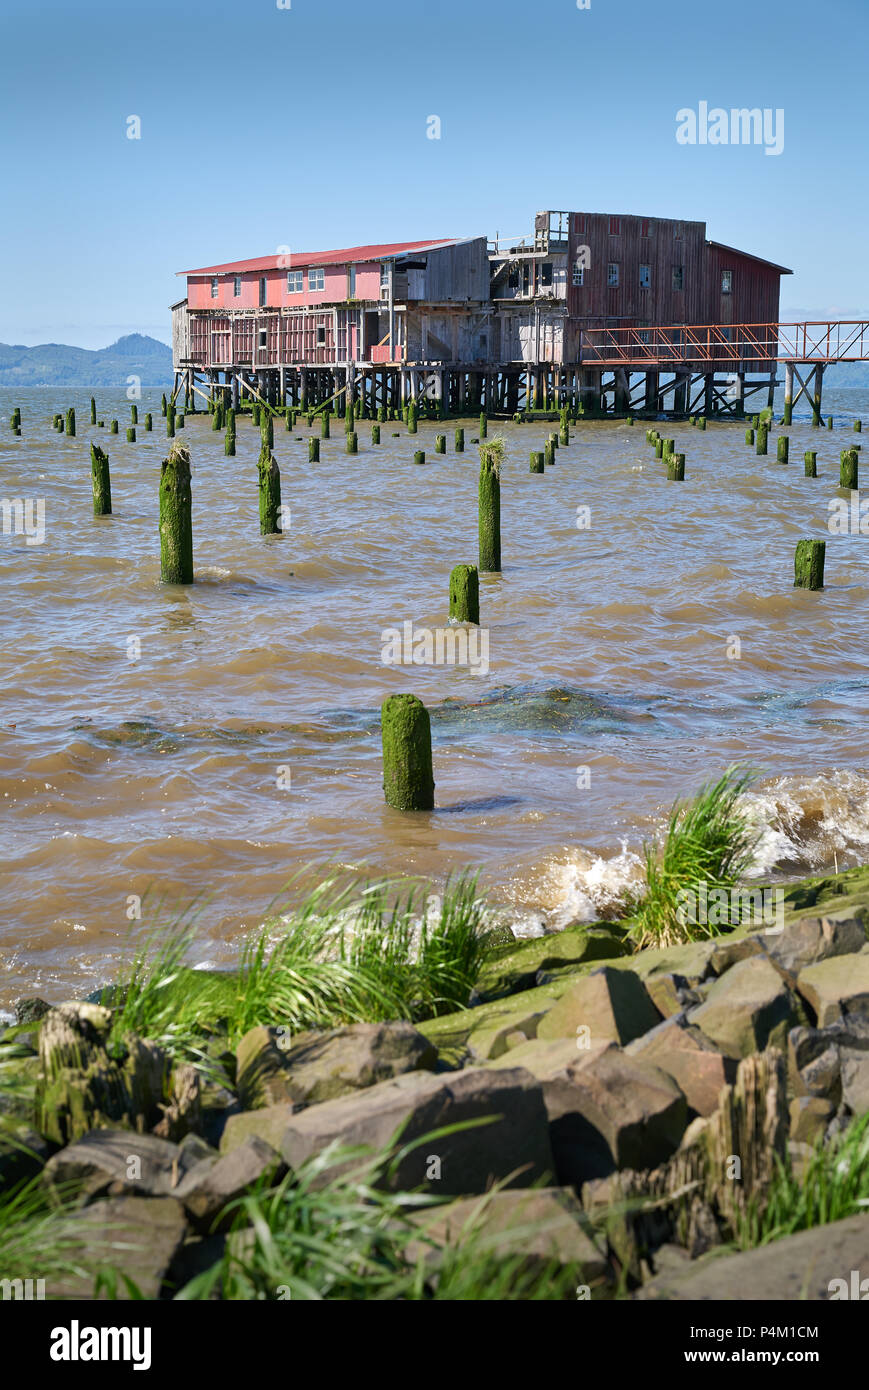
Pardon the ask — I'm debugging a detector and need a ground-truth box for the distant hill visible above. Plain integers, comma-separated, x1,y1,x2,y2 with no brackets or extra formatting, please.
0,334,173,387
824,362,869,389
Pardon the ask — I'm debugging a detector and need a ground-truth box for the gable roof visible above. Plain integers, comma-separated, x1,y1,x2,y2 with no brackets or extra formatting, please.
706,241,792,274
179,239,459,277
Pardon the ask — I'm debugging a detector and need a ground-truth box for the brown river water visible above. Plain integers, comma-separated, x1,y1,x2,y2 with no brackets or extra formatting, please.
1,385,868,1012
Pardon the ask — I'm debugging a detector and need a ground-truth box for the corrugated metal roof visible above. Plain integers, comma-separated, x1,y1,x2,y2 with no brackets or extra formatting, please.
179,239,459,277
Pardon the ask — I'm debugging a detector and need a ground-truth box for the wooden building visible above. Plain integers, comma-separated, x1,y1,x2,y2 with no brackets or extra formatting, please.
171,210,792,417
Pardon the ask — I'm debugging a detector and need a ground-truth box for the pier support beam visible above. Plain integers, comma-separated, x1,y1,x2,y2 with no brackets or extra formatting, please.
783,362,794,425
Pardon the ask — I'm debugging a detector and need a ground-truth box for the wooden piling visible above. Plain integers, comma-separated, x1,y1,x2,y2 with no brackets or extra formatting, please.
65,408,75,437
804,450,817,477
371,424,381,445
756,426,768,456
745,429,754,445
258,444,282,534
414,450,426,465
145,414,152,431
449,562,480,626
347,431,358,453
480,413,488,439
225,410,236,456
478,439,502,573
126,427,136,442
530,451,544,473
159,442,193,584
455,428,464,453
667,454,685,481
697,417,707,430
131,404,138,425
840,448,859,489
309,437,319,462
110,420,118,434
794,539,825,590
436,434,446,454
90,398,96,425
777,436,789,464
90,444,111,516
381,693,435,812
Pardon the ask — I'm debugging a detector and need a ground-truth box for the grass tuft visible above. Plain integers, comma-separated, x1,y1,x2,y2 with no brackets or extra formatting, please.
627,766,760,950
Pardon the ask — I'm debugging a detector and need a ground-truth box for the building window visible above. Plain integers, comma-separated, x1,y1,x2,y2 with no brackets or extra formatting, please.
309,268,325,292
259,277,267,306
641,219,653,238
316,325,326,346
572,264,585,287
233,275,241,297
721,269,733,294
540,262,553,287
639,264,651,289
258,329,267,349
609,217,621,235
348,265,356,298
607,262,619,288
287,270,303,294
672,265,684,291
575,214,586,235
508,268,520,289
210,277,219,299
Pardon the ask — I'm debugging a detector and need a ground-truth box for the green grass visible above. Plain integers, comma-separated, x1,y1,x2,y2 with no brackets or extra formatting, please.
735,1110,869,1249
96,870,495,1062
627,766,760,950
175,1132,584,1301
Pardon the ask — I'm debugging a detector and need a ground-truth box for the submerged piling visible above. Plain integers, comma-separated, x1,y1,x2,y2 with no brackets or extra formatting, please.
478,439,502,573
841,448,859,489
804,450,817,477
126,427,136,442
90,398,96,425
667,453,685,481
449,563,479,625
530,451,544,473
65,408,75,437
756,426,768,456
794,539,825,591
455,428,465,453
257,444,282,534
371,424,381,445
414,450,425,465
309,437,319,463
90,444,111,516
381,693,435,812
436,434,446,454
347,431,358,454
777,436,789,464
225,410,236,456
159,441,193,584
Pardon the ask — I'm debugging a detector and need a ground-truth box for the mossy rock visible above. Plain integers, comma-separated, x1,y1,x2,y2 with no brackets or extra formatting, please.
417,977,578,1068
475,923,630,1002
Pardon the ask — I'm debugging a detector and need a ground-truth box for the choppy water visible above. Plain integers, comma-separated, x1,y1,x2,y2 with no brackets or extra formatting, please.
1,384,868,1008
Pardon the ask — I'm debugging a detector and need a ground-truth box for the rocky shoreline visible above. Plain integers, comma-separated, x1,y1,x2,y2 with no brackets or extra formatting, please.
3,864,869,1300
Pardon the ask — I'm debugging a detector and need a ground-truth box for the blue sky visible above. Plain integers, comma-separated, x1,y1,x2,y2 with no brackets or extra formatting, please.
3,0,866,348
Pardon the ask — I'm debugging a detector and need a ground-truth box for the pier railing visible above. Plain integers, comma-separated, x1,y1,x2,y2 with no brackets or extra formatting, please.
579,321,869,369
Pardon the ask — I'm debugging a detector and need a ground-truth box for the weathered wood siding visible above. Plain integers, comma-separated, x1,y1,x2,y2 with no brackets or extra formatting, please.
567,211,707,325
703,245,782,327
